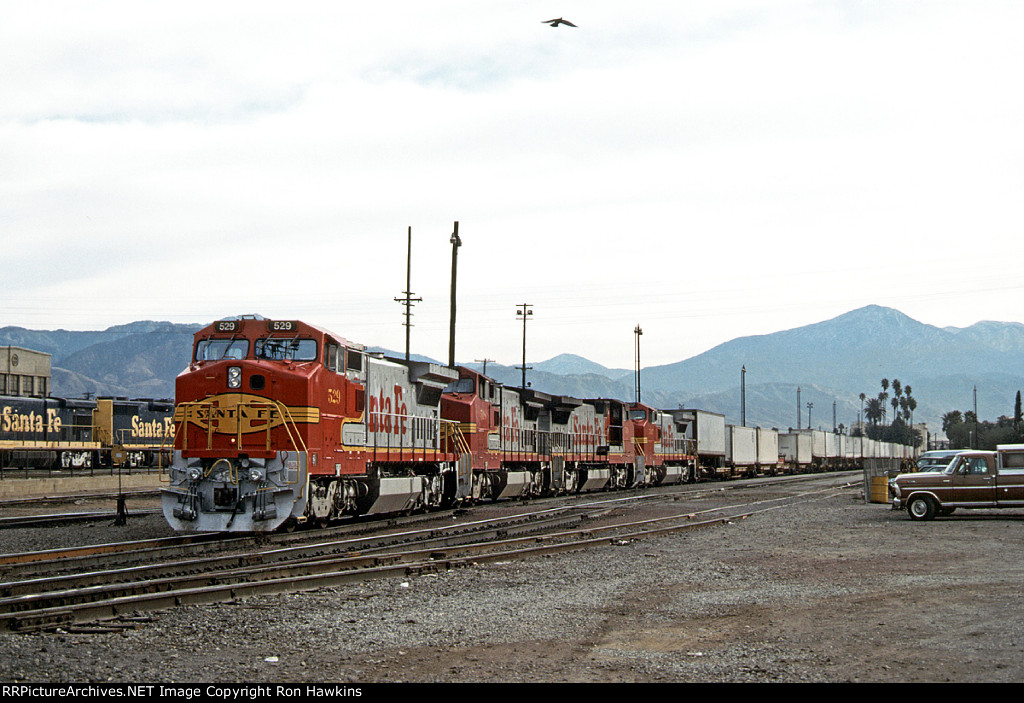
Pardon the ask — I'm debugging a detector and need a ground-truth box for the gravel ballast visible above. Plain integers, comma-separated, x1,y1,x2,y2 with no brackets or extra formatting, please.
0,485,1021,683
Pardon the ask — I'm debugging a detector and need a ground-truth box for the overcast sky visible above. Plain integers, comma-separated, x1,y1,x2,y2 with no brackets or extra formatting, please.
3,1,1023,369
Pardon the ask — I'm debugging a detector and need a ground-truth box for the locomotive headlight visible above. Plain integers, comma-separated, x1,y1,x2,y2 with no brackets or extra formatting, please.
227,366,242,389
187,467,203,481
248,468,266,483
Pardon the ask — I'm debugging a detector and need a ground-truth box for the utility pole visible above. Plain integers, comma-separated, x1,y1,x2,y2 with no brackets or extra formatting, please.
797,387,801,429
740,365,746,427
448,221,461,368
394,226,422,362
833,400,837,432
516,304,533,390
973,385,979,449
807,402,814,430
634,325,643,404
475,358,495,376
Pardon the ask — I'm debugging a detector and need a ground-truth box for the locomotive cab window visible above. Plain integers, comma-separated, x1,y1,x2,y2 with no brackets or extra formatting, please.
195,339,249,361
255,337,318,361
345,349,363,373
325,343,341,372
443,377,474,394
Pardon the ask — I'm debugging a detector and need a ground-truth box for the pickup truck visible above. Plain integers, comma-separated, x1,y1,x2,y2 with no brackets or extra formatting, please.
890,444,1024,520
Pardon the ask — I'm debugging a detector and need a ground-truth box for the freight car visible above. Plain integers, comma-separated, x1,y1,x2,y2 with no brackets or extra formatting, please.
756,427,781,475
667,409,726,479
0,394,174,471
725,424,758,477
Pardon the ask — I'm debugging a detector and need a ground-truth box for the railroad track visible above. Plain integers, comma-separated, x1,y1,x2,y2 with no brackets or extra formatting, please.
0,509,162,529
0,488,161,529
0,473,858,633
0,469,855,576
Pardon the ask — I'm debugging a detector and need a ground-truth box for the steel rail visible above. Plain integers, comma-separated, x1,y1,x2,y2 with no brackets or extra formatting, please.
0,510,162,529
0,510,594,603
0,470,855,578
0,481,857,633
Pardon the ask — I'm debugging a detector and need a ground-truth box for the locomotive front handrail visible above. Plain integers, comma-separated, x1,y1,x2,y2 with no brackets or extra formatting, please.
171,398,308,486
441,421,471,456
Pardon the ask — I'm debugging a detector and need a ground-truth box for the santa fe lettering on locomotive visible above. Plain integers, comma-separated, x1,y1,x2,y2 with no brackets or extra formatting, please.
1,406,63,435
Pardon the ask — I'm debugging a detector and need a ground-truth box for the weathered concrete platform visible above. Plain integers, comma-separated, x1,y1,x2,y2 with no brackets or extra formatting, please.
0,472,164,501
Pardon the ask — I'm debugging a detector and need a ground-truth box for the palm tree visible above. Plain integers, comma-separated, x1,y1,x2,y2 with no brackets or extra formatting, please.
865,398,884,425
942,410,963,435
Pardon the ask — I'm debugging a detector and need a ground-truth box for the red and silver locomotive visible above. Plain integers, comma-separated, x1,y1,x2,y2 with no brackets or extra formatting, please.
162,317,461,532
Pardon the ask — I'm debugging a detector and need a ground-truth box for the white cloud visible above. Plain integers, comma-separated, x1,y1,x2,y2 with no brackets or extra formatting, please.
2,1,1024,368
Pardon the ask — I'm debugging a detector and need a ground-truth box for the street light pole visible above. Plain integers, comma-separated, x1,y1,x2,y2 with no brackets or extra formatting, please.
741,365,746,427
634,325,643,404
447,222,461,368
516,304,533,390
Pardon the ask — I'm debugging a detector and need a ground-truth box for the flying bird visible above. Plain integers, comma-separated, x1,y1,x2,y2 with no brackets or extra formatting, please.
543,18,577,27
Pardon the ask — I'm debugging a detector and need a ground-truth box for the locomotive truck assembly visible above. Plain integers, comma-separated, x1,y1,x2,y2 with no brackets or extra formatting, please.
162,317,918,533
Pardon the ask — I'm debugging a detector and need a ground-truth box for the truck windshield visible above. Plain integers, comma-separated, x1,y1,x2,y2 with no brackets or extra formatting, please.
918,457,954,472
195,338,249,361
255,337,318,361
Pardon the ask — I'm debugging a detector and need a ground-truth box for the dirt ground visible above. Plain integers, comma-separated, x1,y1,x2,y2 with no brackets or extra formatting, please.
1,483,1022,683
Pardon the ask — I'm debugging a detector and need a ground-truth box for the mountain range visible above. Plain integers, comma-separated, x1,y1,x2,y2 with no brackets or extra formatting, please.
2,305,1021,440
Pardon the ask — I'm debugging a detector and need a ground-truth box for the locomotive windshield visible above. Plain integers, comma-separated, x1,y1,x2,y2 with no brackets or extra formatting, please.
255,337,318,361
195,338,249,361
443,377,475,394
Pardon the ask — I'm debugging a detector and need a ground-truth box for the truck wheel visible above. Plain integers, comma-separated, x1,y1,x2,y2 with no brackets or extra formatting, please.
907,496,937,521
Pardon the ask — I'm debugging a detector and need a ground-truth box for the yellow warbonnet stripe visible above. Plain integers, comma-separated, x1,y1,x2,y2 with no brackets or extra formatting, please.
175,394,320,434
